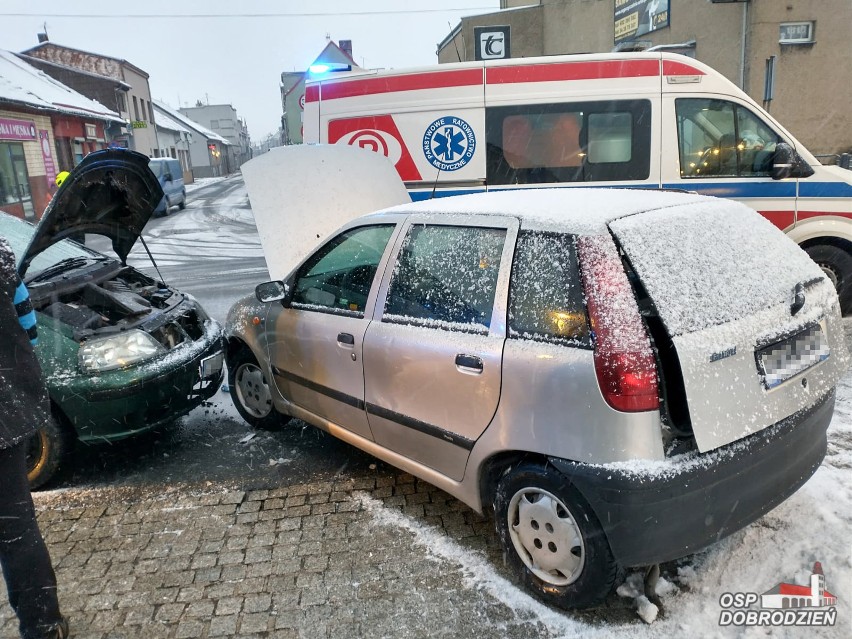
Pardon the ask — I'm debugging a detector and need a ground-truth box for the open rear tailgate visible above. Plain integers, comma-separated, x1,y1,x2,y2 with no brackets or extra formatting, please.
609,200,848,453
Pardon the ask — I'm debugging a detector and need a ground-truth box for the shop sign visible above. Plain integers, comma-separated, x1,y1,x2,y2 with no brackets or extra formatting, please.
39,130,57,186
614,0,670,43
131,121,147,129
0,117,37,141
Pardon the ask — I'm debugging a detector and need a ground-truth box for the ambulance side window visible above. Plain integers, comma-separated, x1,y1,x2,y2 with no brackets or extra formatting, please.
484,100,651,185
675,98,781,178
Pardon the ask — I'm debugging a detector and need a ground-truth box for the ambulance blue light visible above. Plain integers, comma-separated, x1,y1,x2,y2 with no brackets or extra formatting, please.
309,64,331,75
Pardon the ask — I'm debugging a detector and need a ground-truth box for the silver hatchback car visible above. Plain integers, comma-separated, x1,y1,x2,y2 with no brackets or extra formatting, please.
225,188,846,609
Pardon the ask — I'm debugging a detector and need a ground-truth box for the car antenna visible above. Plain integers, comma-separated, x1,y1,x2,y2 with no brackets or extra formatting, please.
138,235,167,285
430,167,442,199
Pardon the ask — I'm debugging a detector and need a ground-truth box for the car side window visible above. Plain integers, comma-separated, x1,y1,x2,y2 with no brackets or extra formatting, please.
508,231,590,346
291,224,395,317
676,98,780,178
485,99,651,185
383,224,507,333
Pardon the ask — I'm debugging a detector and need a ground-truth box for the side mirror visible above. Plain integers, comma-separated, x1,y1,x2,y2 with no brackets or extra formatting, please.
255,280,291,305
772,143,815,180
164,173,173,182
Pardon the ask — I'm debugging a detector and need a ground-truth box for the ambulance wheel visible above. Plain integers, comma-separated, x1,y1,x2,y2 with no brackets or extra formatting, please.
494,462,619,609
805,243,852,315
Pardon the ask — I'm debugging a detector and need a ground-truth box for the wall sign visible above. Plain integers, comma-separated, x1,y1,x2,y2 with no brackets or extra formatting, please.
0,117,37,141
779,22,814,44
614,0,670,43
474,26,511,61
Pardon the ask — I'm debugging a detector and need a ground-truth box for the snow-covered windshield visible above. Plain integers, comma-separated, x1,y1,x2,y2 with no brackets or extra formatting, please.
609,200,826,336
0,212,102,277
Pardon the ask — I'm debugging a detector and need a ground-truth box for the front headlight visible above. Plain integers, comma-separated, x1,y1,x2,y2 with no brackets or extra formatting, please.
79,330,165,374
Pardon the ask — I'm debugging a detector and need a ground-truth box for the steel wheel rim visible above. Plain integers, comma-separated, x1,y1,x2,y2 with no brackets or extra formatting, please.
507,487,585,586
234,363,273,419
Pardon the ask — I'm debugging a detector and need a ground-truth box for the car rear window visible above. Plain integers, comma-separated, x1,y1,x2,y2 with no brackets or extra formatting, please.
508,231,590,346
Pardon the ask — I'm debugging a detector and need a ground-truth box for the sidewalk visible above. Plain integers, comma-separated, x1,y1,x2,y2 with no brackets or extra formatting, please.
1,470,623,638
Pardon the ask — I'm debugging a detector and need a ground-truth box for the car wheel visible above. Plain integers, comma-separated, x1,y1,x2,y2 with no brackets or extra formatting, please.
494,462,619,609
26,417,71,490
178,190,186,210
805,244,852,314
228,349,286,430
164,196,172,215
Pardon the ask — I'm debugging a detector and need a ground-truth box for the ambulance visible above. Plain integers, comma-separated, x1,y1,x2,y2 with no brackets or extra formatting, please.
303,52,852,312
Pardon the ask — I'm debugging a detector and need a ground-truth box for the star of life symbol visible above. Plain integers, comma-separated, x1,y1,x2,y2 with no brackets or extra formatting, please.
422,116,476,172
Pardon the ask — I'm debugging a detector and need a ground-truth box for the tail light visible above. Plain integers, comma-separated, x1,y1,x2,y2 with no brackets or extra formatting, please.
578,235,659,412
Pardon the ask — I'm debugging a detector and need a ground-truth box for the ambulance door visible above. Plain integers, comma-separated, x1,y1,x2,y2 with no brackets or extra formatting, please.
661,94,796,232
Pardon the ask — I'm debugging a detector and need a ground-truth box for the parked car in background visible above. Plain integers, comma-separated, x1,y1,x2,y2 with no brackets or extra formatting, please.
149,157,186,216
1,149,224,488
226,186,847,609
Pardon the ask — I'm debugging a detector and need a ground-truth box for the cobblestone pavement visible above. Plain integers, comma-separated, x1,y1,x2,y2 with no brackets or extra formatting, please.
0,462,637,639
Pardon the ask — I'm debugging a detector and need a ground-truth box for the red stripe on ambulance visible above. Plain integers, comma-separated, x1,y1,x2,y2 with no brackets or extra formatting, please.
486,59,660,84
318,69,482,101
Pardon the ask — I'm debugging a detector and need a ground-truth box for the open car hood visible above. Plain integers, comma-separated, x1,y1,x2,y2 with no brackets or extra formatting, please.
19,148,163,276
242,144,410,280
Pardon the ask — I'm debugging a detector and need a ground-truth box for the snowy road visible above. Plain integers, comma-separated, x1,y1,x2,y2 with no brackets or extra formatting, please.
65,175,851,637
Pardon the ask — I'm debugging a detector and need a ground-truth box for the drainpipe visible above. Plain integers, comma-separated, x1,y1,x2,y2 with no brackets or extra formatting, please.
740,1,749,91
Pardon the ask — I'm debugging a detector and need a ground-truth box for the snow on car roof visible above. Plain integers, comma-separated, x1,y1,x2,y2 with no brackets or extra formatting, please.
367,187,711,234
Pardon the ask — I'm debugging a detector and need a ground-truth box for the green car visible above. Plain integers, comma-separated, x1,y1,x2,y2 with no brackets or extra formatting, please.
1,149,224,488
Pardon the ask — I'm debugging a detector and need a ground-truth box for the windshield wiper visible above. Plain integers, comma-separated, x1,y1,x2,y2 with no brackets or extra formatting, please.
27,256,105,283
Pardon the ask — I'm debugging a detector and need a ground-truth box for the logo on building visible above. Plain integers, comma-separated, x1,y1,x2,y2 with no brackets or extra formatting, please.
474,26,511,61
422,116,476,172
718,561,837,627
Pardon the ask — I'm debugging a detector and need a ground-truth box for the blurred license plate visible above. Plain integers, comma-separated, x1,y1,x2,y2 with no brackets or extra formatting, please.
757,324,829,389
200,352,224,379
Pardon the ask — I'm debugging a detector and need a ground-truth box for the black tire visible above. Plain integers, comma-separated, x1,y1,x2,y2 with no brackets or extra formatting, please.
178,190,186,210
227,348,288,430
26,416,71,490
805,244,852,315
493,462,619,610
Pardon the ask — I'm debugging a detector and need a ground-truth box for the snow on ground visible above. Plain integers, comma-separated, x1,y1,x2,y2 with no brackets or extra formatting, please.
360,330,852,638
184,175,229,194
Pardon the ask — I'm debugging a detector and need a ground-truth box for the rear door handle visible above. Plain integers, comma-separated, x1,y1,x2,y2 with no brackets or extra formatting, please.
455,354,483,374
337,332,355,346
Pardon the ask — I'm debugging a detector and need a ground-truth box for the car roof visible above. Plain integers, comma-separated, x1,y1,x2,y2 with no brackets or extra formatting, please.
366,188,713,234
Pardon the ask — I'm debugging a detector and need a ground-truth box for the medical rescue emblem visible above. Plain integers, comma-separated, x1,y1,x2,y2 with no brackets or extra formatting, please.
422,116,476,172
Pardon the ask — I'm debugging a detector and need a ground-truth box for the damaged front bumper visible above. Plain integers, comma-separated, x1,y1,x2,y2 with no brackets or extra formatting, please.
51,320,225,442
549,391,833,567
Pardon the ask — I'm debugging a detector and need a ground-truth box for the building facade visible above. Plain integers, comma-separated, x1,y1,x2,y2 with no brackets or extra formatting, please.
437,0,852,157
1,50,120,221
156,101,230,179
152,104,194,183
179,103,248,173
22,41,159,157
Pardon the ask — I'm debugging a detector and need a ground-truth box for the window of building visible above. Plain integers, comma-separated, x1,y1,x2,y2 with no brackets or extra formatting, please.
675,98,781,178
140,99,147,122
133,95,140,121
0,142,35,219
210,120,219,129
116,91,127,114
779,22,814,44
148,101,155,124
384,225,507,332
485,99,651,185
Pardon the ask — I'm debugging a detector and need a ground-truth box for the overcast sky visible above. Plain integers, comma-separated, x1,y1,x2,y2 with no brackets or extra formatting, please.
2,0,500,141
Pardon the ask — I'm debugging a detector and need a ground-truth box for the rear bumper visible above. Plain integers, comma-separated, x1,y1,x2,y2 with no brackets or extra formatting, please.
549,391,833,567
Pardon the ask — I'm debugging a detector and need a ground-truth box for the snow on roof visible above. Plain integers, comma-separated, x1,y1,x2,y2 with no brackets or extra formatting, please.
153,100,230,144
151,103,191,135
0,49,122,122
370,188,710,235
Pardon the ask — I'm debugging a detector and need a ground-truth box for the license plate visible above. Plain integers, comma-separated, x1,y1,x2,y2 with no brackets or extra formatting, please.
199,352,224,379
757,324,829,389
